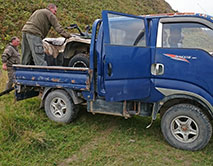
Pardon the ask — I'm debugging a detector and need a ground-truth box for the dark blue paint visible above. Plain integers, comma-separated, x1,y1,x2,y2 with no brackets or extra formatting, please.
103,45,151,101
14,66,89,90
155,48,213,96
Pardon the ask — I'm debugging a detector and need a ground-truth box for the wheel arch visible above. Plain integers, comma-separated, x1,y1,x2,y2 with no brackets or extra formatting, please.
40,87,84,108
63,42,90,59
152,94,213,121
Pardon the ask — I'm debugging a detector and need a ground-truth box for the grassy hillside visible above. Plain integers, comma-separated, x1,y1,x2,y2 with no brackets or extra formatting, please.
0,0,173,51
1,1,213,166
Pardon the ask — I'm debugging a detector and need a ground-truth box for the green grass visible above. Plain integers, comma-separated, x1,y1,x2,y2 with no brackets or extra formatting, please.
0,76,213,165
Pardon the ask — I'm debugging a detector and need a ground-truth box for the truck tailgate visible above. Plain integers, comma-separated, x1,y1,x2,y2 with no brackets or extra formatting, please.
13,65,91,91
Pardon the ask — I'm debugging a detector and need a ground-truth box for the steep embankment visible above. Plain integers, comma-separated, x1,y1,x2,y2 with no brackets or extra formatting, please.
0,0,173,51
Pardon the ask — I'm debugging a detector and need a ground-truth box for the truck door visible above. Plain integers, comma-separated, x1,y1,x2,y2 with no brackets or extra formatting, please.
101,11,151,101
154,17,213,98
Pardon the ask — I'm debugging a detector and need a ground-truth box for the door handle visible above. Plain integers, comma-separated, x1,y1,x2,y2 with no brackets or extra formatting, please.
108,63,112,76
151,63,164,75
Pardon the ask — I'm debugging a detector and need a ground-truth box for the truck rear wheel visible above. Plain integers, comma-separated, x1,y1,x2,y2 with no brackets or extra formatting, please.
161,104,212,151
68,53,89,68
44,90,78,123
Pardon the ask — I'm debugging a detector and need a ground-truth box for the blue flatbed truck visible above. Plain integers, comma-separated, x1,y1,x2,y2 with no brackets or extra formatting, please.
13,11,213,151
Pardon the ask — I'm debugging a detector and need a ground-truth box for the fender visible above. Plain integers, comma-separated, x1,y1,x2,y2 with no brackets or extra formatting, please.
63,42,90,59
151,88,213,121
40,87,84,108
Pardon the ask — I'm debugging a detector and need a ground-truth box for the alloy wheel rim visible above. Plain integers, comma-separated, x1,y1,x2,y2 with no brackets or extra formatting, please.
50,97,67,118
170,115,199,143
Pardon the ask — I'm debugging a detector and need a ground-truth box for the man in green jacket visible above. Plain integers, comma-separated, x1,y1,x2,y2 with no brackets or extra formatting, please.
21,3,71,66
1,36,20,90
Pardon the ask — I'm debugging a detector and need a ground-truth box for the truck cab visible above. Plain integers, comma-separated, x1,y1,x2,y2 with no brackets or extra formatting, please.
13,11,213,151
94,11,213,104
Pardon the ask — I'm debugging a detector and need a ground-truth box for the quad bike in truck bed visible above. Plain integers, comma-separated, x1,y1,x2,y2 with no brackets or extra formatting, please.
43,24,91,68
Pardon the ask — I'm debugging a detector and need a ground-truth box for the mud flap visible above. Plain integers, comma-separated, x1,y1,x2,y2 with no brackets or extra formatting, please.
15,86,40,101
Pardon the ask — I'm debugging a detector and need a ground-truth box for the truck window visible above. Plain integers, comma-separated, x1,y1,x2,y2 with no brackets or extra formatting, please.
162,22,213,54
107,13,146,46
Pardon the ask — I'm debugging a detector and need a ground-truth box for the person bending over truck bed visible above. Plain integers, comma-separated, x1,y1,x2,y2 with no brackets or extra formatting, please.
21,3,71,66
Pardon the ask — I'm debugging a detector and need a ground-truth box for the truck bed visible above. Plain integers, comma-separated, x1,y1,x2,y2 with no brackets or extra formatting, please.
13,65,91,91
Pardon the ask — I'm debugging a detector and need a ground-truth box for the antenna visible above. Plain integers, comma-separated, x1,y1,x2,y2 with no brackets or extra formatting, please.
195,0,208,13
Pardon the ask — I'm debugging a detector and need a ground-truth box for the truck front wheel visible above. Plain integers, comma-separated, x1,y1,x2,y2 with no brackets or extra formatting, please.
44,90,78,123
161,104,212,151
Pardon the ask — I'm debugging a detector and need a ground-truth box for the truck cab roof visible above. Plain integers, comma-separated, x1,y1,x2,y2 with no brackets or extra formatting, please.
142,12,213,23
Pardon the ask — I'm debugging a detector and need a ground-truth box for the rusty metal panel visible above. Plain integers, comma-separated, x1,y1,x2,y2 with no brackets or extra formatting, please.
13,65,91,91
87,99,123,116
